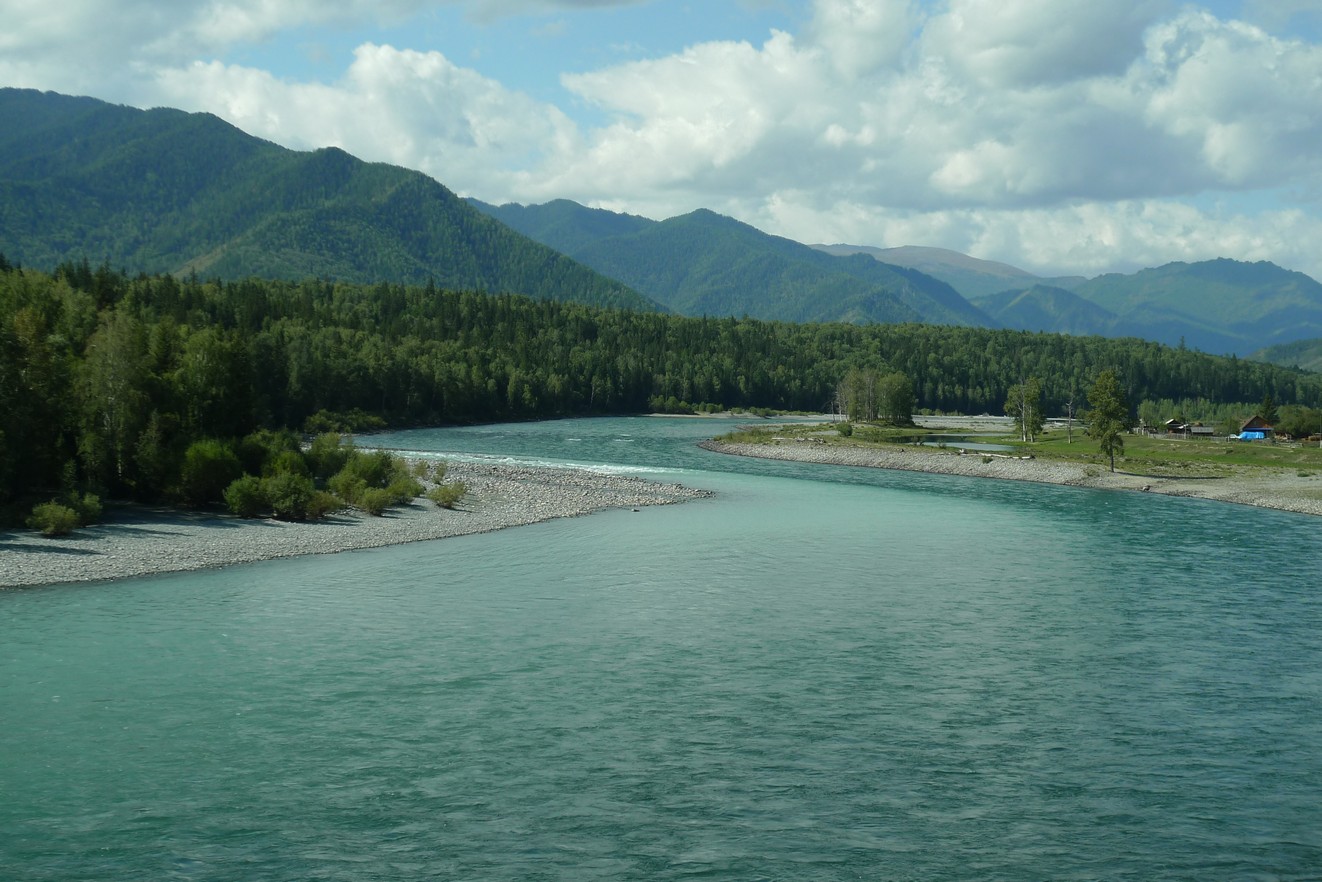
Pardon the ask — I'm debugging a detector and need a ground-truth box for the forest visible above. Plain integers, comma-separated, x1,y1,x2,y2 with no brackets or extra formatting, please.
3,257,1320,522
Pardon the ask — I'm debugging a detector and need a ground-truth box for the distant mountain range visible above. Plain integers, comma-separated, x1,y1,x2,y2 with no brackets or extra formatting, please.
821,242,1322,357
0,88,654,311
471,200,990,327
5,87,1322,360
813,244,1086,299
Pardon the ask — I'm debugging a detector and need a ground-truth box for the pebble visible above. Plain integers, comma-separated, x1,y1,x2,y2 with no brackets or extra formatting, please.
0,460,713,589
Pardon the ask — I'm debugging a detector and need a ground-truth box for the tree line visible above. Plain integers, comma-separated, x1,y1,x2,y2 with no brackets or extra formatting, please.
3,258,1320,521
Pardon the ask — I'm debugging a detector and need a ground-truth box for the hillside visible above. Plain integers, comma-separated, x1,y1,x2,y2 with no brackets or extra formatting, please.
814,243,1085,299
971,285,1123,337
1251,338,1322,373
1061,260,1322,355
472,200,992,326
0,88,656,311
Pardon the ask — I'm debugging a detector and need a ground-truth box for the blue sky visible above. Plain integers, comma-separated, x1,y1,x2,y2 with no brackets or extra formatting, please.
5,0,1322,279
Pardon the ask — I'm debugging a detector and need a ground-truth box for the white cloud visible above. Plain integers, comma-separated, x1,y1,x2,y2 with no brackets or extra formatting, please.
5,0,1322,278
808,0,916,77
154,43,581,193
921,0,1166,88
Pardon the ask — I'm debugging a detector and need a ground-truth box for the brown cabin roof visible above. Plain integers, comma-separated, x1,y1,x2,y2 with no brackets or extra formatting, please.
1240,416,1274,431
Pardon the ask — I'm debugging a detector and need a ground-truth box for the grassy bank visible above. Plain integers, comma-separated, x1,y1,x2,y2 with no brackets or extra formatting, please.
717,419,1322,479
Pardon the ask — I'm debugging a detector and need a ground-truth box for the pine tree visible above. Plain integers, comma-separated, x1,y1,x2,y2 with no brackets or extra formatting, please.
1086,369,1132,472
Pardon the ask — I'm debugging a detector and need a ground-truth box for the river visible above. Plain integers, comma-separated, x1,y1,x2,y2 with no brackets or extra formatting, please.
3,416,1320,880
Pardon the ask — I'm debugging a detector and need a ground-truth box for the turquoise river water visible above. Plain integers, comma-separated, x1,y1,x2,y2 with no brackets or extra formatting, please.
3,416,1321,880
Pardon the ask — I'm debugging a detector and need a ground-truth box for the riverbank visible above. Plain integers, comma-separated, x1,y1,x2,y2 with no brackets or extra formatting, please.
700,439,1322,516
0,460,712,589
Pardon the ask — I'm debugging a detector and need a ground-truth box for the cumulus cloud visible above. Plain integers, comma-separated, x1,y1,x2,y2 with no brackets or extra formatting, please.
154,43,581,193
5,0,1322,277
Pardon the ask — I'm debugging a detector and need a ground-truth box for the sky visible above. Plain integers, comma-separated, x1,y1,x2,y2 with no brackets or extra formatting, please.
5,0,1322,279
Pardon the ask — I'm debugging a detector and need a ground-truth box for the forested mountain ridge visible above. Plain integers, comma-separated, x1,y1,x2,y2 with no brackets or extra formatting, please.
1254,337,1322,373
0,88,656,311
471,199,993,327
971,285,1125,338
1068,259,1322,355
828,240,1322,356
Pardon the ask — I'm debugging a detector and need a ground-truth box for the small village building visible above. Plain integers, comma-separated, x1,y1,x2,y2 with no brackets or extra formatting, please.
1237,416,1275,441
1164,419,1218,439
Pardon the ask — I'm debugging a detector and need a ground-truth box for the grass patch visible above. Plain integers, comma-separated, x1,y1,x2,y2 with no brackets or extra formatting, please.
715,420,1322,480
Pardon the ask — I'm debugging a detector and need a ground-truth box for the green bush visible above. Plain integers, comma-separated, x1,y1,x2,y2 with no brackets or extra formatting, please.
224,475,268,518
307,490,342,520
28,502,80,536
304,409,387,434
411,458,443,481
340,449,395,488
307,433,351,479
237,429,301,476
837,422,853,437
357,487,394,516
386,475,424,504
265,449,310,478
180,439,242,506
427,481,467,510
262,472,316,521
328,471,367,505
64,492,102,526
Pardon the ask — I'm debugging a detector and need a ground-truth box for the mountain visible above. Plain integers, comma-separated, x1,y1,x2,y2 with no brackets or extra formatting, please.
471,200,993,327
814,243,1086,299
828,238,1322,356
971,284,1123,337
0,88,656,311
1069,259,1322,355
1253,338,1322,373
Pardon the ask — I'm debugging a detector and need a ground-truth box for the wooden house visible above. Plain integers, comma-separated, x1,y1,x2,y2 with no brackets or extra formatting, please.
1237,416,1274,440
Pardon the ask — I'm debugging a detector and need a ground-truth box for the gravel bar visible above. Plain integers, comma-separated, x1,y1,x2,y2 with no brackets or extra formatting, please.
701,439,1322,517
1,460,712,589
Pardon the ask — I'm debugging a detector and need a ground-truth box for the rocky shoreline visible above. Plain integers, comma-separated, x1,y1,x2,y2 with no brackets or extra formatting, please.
0,460,712,589
700,439,1322,516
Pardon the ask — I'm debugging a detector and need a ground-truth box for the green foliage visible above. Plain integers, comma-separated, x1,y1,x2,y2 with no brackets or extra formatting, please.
411,458,444,481
1,89,655,312
307,433,352,479
1005,377,1045,442
1276,405,1322,438
482,201,985,326
837,422,853,437
304,409,387,434
69,492,102,526
386,475,424,505
325,448,416,512
261,471,316,521
1086,370,1133,472
3,257,1322,514
224,475,268,518
836,369,914,424
357,487,394,516
180,439,242,506
337,449,395,490
237,429,301,476
27,501,80,536
307,490,342,520
1257,394,1279,426
427,481,467,510
266,449,310,478
327,472,368,506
